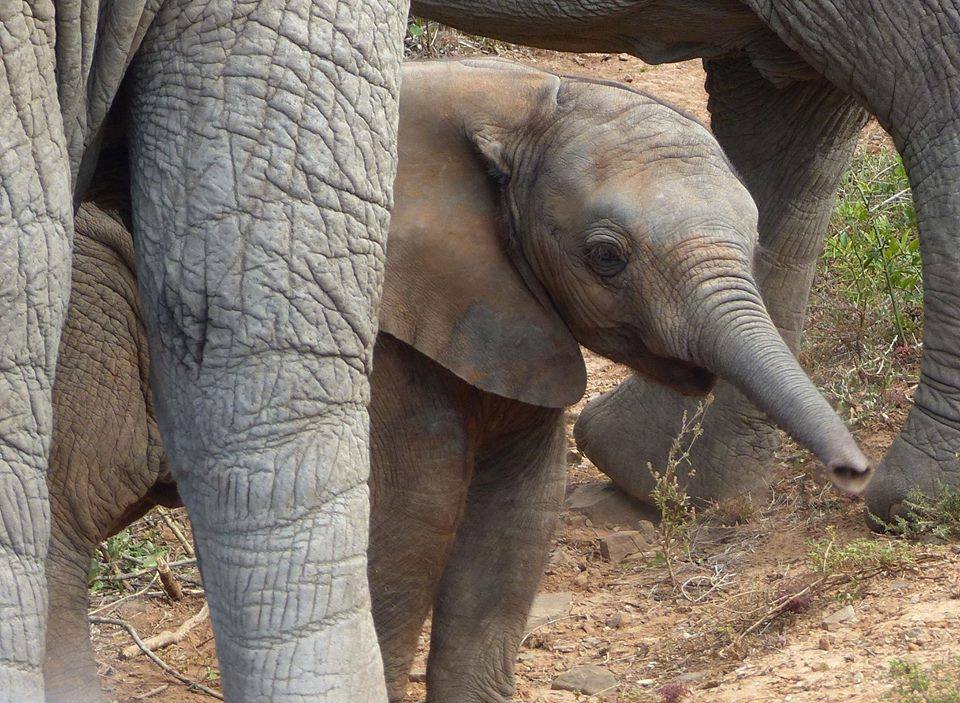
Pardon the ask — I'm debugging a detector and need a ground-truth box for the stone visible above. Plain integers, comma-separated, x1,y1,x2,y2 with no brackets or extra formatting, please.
599,531,646,563
822,605,856,627
810,661,829,672
605,611,632,629
567,449,582,466
565,481,658,528
526,592,573,630
818,636,832,651
552,666,619,695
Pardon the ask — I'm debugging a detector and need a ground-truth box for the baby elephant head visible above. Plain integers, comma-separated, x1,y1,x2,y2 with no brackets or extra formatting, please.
382,58,872,495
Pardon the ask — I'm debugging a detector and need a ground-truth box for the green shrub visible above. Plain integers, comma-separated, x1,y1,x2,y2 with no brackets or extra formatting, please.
823,151,921,345
877,481,960,541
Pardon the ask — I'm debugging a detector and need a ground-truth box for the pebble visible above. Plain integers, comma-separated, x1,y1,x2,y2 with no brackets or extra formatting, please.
551,665,619,695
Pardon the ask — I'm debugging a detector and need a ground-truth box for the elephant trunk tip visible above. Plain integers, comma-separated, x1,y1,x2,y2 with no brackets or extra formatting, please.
825,445,874,496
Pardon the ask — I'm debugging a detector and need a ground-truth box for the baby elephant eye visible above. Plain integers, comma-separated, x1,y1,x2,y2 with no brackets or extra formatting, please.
585,234,628,277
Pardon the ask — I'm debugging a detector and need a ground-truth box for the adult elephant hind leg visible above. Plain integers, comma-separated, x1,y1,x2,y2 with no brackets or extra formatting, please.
0,4,74,700
426,407,566,703
368,336,479,702
576,58,866,506
126,0,405,699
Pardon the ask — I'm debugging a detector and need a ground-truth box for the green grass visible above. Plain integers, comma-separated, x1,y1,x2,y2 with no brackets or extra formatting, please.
889,658,960,703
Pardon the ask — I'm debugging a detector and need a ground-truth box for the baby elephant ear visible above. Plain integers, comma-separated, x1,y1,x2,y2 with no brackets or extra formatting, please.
379,127,586,408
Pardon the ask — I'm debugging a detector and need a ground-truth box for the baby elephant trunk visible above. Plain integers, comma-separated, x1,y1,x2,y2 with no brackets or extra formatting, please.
692,275,873,495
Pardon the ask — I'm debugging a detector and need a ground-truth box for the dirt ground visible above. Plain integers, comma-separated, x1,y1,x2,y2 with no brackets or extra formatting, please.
88,47,957,703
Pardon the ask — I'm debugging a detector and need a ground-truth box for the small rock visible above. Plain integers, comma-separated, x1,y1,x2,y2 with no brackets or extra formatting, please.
566,449,582,466
822,605,856,627
517,652,537,663
618,52,630,61
574,571,590,587
605,611,632,629
565,482,657,528
408,670,426,683
599,531,646,563
818,636,832,651
853,672,864,684
526,592,573,630
552,665,618,695
810,662,829,672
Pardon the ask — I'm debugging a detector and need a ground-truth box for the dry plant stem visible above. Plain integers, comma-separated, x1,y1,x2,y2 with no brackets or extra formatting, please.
102,557,197,582
120,603,210,659
99,545,129,592
134,685,169,700
519,615,578,647
89,574,160,615
157,556,184,601
90,615,223,700
157,506,195,557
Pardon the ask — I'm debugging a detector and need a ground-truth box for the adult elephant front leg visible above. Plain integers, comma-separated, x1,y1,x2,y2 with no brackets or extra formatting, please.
576,59,866,504
741,0,960,521
0,5,74,700
127,0,405,699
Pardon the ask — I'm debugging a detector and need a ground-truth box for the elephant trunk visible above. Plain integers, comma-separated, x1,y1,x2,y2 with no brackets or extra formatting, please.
691,275,872,495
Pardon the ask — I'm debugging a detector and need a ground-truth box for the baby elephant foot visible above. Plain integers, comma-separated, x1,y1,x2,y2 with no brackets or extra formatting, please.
865,409,960,529
575,374,779,507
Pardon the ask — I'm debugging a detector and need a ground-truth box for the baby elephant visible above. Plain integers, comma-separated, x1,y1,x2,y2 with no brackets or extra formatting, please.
368,58,872,702
44,58,871,703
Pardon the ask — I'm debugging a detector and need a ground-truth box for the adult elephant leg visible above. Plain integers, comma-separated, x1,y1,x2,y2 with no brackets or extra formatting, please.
427,409,565,703
576,59,866,505
742,0,960,520
0,4,74,700
126,0,405,699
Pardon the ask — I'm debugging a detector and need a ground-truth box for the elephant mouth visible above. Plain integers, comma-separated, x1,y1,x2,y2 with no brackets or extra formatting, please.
635,354,717,397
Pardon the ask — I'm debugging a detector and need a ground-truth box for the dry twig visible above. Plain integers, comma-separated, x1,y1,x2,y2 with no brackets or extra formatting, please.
90,615,222,700
157,507,195,557
120,604,209,659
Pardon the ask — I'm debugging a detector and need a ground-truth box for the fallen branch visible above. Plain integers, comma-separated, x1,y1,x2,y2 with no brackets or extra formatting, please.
157,507,195,557
90,615,222,700
120,604,209,659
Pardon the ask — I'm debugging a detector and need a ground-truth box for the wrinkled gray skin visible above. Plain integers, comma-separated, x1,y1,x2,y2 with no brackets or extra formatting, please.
44,59,869,703
409,0,960,520
1,0,405,700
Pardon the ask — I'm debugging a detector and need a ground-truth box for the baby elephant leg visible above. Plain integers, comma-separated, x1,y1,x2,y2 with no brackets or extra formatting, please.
44,204,171,703
426,407,566,703
368,336,480,702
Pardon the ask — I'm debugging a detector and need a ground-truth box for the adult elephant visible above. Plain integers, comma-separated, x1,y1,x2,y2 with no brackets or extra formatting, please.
0,0,405,701
411,0,960,518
